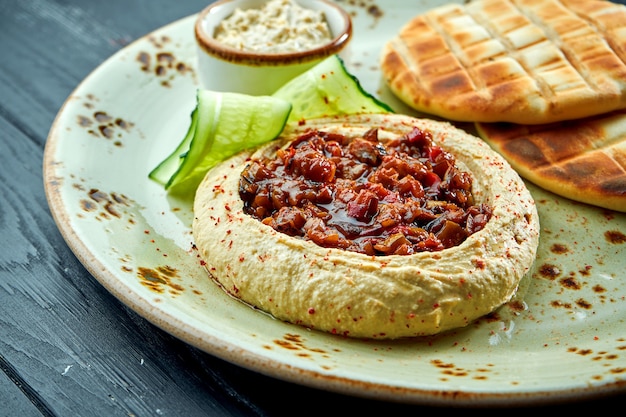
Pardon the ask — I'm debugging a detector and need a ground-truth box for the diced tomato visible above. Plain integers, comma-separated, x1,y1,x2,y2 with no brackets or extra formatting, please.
422,171,440,188
347,189,379,221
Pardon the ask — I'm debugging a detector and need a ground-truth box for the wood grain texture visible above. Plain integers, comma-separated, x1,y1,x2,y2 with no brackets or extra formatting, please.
0,0,624,416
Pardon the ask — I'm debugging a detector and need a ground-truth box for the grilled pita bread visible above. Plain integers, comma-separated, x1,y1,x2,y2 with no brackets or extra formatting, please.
380,0,626,124
475,109,626,212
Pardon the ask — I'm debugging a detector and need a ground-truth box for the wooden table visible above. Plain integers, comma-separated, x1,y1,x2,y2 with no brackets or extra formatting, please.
1,0,624,415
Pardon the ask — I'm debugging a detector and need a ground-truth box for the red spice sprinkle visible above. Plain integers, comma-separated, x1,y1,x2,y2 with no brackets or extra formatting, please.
473,259,486,269
239,255,245,262
308,308,315,314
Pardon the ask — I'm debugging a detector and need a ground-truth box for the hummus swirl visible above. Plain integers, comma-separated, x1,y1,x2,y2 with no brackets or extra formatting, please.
193,114,540,339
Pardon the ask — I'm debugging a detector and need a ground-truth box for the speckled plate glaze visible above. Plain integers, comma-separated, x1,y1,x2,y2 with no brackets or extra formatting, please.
43,1,626,407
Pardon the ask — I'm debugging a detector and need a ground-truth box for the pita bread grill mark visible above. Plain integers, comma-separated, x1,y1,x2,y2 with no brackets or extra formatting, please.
381,0,626,124
476,108,626,212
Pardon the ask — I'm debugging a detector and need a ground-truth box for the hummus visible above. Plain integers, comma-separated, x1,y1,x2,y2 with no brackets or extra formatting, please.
214,0,333,53
192,114,540,339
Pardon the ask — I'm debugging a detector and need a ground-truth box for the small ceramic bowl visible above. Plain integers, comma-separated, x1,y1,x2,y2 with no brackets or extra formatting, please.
194,0,352,95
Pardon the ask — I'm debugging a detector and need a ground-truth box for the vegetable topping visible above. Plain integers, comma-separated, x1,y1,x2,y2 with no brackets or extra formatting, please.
239,126,492,255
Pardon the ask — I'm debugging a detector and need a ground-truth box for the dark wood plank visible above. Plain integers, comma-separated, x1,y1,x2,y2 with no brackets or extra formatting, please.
0,368,41,417
0,1,261,415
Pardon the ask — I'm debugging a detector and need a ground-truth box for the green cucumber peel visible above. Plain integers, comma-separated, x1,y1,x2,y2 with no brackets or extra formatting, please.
149,55,394,198
149,90,291,196
273,55,394,123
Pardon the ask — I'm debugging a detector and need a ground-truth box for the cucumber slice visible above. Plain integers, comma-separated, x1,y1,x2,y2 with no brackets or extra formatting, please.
273,55,393,123
149,90,291,195
148,106,198,186
149,55,392,197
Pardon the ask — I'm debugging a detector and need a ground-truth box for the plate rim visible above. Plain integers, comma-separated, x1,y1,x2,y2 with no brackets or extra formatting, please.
42,9,626,407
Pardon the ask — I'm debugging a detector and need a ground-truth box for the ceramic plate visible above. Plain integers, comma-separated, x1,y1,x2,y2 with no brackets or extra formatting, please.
43,1,626,407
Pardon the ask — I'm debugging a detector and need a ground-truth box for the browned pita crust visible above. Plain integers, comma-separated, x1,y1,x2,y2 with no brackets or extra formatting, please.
475,109,626,212
380,0,626,124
